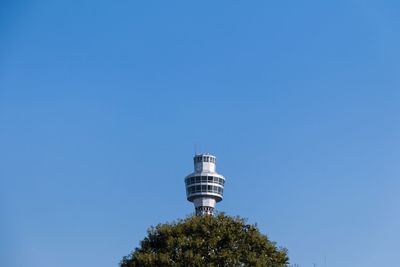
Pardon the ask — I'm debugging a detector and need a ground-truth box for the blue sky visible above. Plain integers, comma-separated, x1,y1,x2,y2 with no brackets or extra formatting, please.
1,1,400,266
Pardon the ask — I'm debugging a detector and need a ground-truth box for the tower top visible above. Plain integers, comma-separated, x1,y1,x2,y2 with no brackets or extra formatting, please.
184,153,225,216
193,154,217,173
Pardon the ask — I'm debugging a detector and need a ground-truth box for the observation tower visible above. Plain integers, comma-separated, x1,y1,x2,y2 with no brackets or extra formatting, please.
184,154,226,216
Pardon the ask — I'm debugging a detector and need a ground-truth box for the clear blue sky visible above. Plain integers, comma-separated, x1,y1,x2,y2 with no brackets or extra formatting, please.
1,1,399,266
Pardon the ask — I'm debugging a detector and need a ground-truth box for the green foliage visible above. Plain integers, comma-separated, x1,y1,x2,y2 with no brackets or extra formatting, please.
121,213,289,267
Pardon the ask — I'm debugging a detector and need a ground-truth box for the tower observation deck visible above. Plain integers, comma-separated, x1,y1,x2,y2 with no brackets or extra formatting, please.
185,154,225,216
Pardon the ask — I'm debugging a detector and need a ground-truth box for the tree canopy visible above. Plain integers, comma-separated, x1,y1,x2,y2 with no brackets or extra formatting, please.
121,213,289,267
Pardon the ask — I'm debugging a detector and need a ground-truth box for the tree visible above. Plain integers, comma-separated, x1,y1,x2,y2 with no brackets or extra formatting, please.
121,213,289,267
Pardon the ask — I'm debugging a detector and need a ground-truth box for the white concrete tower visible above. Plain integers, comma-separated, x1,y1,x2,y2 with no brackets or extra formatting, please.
185,154,225,216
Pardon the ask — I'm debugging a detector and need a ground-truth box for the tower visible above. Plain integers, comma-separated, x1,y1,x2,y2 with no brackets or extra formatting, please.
184,154,226,216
